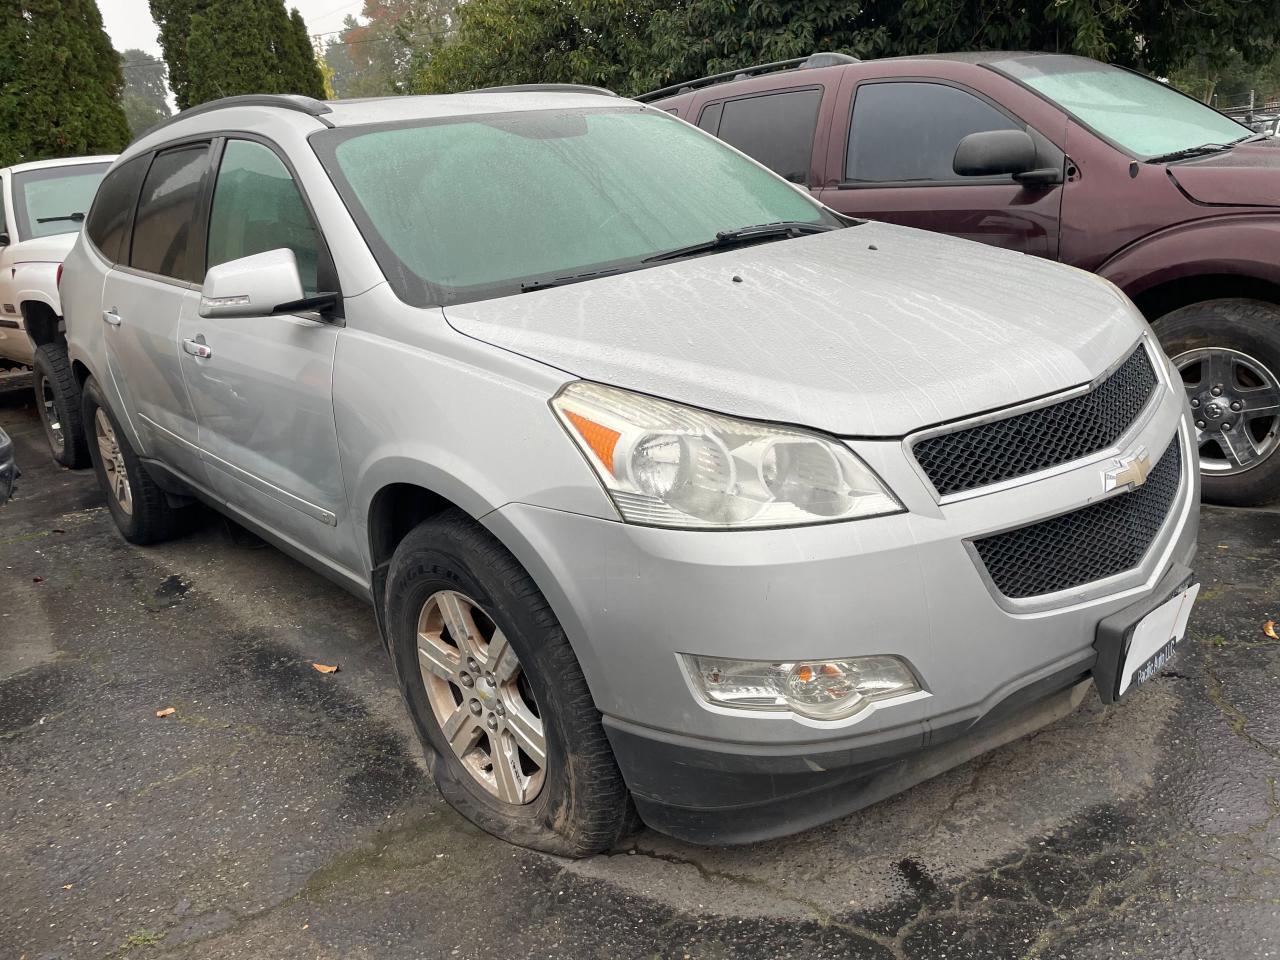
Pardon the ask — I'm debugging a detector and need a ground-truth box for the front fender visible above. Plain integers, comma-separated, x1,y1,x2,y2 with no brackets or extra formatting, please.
1098,214,1280,300
13,260,62,317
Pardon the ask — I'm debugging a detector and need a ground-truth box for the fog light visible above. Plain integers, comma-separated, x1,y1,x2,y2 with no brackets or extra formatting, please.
684,654,920,720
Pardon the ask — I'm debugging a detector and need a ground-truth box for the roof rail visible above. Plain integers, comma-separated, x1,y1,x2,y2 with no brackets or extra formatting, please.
466,83,618,97
634,52,858,103
145,94,334,137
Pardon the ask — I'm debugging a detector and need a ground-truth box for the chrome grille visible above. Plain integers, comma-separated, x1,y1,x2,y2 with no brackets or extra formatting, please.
971,436,1182,599
913,345,1159,497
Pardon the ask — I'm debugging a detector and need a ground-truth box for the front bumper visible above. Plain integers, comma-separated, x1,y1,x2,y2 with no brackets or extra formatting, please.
483,374,1199,844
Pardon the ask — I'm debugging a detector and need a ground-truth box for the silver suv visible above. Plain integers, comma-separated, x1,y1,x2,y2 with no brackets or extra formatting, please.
62,91,1199,855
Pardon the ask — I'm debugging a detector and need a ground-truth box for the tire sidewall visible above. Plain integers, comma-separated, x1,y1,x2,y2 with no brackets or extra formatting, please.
386,526,577,840
1154,299,1280,506
81,376,141,539
32,344,84,468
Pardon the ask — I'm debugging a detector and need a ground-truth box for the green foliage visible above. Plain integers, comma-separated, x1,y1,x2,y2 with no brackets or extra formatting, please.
415,0,661,95
325,0,456,98
178,0,327,107
150,0,197,110
416,0,1280,98
121,48,172,139
0,0,131,166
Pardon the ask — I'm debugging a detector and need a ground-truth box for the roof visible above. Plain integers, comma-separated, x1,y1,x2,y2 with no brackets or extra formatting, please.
1,154,116,176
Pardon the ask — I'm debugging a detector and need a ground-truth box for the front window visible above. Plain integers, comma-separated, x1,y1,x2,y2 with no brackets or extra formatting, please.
311,106,839,307
11,163,110,241
991,55,1250,159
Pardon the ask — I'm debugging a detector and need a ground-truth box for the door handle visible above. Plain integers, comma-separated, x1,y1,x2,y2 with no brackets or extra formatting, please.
102,308,121,326
182,337,212,360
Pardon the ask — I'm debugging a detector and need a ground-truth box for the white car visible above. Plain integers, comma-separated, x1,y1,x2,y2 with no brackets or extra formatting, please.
0,155,114,465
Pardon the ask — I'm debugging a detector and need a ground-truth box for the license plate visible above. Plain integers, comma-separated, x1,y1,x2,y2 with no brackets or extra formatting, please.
1116,583,1199,698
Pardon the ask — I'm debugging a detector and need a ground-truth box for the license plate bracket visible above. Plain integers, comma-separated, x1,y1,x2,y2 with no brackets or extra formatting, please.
1093,565,1198,704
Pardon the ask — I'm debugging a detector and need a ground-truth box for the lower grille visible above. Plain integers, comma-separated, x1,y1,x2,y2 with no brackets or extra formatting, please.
972,436,1182,599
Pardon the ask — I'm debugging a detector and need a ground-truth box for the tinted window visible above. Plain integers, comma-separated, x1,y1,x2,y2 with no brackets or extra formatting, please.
130,144,210,283
12,163,110,240
86,156,148,264
846,82,1020,183
207,140,323,295
713,90,822,183
697,101,723,133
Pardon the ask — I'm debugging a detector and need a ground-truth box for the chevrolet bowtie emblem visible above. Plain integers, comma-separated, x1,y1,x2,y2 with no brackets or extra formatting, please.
1105,447,1152,493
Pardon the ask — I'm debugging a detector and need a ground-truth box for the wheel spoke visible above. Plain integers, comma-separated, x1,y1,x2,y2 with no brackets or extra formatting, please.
439,592,481,657
487,628,520,682
1240,386,1280,418
440,703,482,758
98,436,114,463
1220,429,1261,468
1205,350,1235,389
417,633,459,682
503,704,546,767
492,736,527,804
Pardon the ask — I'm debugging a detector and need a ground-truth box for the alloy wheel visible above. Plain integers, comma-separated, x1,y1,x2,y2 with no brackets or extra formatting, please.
37,374,65,456
416,590,546,805
94,408,133,515
1174,347,1280,475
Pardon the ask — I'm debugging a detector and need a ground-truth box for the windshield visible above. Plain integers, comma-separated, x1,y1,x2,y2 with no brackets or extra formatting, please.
12,163,110,240
311,106,839,306
991,56,1250,159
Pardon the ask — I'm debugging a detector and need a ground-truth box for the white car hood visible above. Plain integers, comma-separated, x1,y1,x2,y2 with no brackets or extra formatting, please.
444,221,1147,436
7,232,78,264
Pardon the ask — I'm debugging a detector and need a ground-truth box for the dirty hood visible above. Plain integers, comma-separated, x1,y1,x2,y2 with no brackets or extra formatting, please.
8,232,78,264
444,221,1146,436
1167,139,1280,207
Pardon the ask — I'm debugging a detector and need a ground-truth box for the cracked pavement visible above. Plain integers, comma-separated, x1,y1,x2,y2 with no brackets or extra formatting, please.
2,392,1278,960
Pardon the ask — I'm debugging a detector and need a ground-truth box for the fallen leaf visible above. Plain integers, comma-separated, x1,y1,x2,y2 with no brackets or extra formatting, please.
32,576,44,583
154,707,176,718
62,884,72,890
1265,621,1278,640
312,663,339,674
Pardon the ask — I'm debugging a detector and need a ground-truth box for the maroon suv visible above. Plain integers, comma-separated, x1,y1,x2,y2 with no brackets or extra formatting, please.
647,52,1280,505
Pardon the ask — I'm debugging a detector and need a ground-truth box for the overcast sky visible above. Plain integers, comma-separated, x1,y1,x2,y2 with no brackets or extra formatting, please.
99,0,364,57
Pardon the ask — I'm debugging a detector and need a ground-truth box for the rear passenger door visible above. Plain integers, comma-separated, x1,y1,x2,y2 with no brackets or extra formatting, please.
176,137,349,565
100,142,211,482
819,79,1064,258
696,87,826,191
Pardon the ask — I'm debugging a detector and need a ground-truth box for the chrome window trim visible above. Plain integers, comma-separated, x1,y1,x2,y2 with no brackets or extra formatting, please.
903,336,1170,504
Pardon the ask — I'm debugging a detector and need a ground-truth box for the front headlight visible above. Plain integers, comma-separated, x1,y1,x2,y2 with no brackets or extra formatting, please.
551,381,901,529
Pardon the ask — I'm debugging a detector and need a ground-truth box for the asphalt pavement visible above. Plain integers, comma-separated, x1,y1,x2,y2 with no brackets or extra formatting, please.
2,389,1278,960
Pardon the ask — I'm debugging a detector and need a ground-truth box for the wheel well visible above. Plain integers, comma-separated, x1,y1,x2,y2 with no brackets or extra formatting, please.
368,483,458,570
21,301,62,348
1132,274,1280,322
71,360,91,386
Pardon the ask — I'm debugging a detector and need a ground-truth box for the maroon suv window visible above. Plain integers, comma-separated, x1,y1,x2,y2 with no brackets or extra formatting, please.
701,89,822,184
846,82,1020,183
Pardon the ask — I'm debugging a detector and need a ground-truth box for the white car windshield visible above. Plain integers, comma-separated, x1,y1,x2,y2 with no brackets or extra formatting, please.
312,106,841,306
12,163,110,240
993,55,1251,160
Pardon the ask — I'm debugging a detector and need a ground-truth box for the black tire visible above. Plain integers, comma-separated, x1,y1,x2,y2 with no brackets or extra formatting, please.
385,509,634,856
32,343,90,468
81,376,186,544
1153,299,1280,507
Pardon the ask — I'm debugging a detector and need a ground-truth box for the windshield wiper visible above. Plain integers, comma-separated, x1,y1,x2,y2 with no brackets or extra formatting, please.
35,212,85,224
642,221,840,264
520,267,631,293
1145,143,1234,164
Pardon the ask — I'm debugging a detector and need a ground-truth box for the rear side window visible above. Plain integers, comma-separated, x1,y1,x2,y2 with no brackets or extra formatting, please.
85,156,148,264
846,82,1021,183
129,144,210,283
704,89,822,184
207,140,325,295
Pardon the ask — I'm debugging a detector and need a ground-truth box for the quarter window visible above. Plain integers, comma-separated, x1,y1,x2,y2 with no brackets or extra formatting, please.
85,155,149,265
846,82,1021,183
705,89,822,184
129,144,210,283
206,140,323,295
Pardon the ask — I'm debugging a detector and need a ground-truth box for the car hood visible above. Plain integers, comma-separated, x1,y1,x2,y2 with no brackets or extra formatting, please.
7,232,78,264
444,221,1146,436
1167,139,1280,207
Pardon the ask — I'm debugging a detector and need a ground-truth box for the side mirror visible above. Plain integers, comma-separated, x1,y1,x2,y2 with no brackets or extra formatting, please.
199,248,339,319
954,129,1036,177
0,233,10,246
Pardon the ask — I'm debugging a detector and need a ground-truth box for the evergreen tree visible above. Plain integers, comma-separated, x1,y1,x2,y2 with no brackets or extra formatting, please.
150,0,197,110
185,0,277,105
121,48,172,139
284,7,326,98
0,0,130,165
